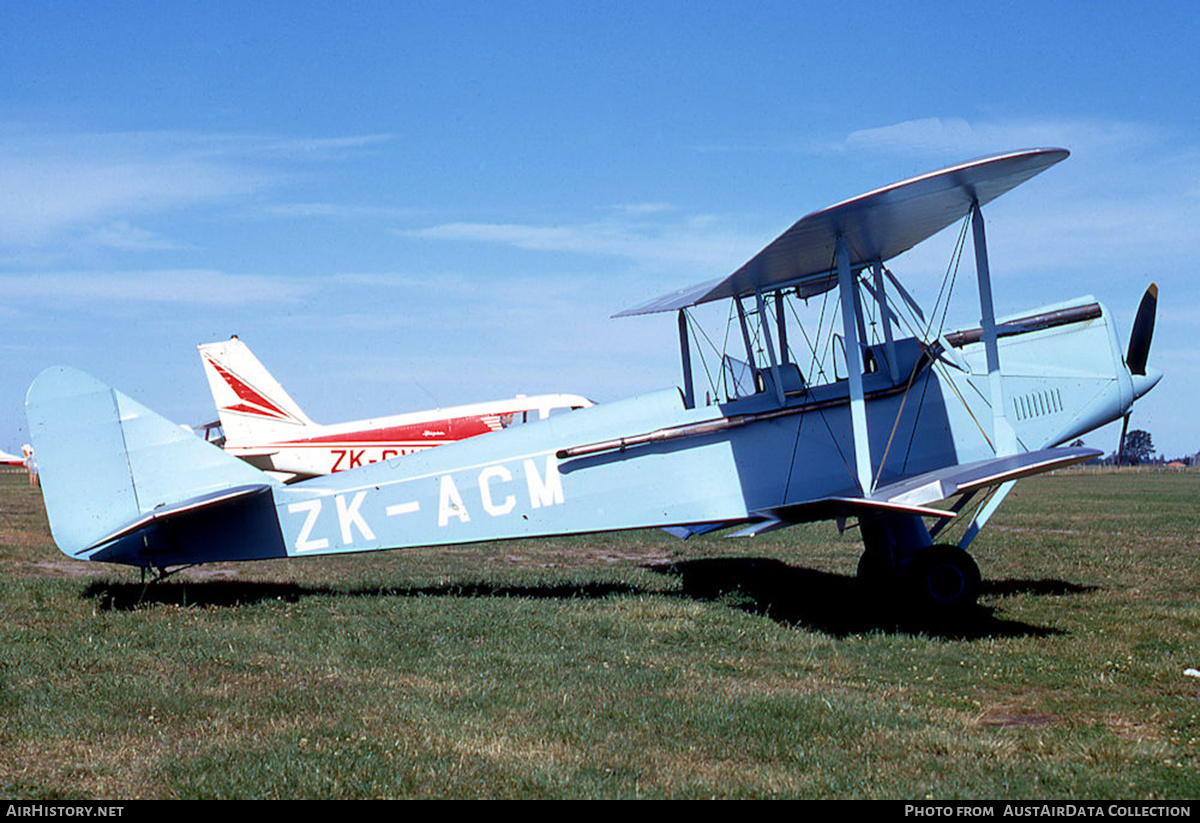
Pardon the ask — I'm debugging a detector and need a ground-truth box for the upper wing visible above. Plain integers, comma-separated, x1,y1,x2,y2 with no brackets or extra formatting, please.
616,148,1068,317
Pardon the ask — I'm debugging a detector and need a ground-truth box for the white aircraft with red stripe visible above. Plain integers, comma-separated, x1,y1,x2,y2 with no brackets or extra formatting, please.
199,336,594,482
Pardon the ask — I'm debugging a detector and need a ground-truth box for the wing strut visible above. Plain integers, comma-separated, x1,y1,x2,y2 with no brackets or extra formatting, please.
755,289,785,405
870,260,901,384
774,290,789,367
958,479,1016,550
678,309,695,409
836,234,873,493
971,200,1016,456
734,298,757,372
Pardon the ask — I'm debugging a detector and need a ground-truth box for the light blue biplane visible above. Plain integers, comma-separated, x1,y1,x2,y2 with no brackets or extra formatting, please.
26,148,1160,613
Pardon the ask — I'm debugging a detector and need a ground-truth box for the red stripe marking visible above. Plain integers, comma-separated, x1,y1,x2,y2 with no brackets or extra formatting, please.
207,357,297,423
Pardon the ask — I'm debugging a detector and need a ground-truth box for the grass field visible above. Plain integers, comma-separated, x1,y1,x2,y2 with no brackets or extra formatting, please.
1,470,1197,799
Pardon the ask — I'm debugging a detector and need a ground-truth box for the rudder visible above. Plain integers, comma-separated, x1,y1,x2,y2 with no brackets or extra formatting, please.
198,337,315,445
27,366,283,565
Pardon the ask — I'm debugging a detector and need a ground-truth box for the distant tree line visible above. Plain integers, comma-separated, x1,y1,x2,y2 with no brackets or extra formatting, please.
1071,430,1199,467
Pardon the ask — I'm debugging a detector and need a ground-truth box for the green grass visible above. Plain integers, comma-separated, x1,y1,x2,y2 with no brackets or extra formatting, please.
1,470,1197,798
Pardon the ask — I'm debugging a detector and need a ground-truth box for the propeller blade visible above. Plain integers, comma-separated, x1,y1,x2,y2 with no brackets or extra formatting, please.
1117,412,1130,467
1126,283,1157,376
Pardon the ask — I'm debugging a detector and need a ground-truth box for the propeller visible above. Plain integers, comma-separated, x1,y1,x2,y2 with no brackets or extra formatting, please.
1117,283,1158,465
1126,282,1157,376
1117,413,1131,467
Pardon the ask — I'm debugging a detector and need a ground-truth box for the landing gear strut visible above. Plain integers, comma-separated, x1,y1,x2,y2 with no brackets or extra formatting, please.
857,514,982,615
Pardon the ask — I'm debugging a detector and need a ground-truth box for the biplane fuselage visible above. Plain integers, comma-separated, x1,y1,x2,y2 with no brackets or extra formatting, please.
272,295,1138,559
30,292,1145,566
26,148,1160,611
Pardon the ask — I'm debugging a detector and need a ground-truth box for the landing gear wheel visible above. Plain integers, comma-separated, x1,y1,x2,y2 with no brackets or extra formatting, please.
906,545,981,615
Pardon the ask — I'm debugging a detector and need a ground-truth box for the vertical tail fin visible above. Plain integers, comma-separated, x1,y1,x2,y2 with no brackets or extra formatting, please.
198,337,316,445
27,366,284,566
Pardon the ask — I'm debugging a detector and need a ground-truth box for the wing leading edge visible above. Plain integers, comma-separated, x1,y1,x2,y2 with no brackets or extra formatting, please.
616,148,1069,317
735,446,1099,534
663,446,1098,540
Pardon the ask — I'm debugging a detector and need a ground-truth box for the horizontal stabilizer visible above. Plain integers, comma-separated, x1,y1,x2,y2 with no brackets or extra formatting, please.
85,484,273,551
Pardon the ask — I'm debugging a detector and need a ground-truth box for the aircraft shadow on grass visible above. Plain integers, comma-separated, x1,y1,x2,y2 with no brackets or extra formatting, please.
646,557,1097,639
80,557,1097,640
79,578,646,612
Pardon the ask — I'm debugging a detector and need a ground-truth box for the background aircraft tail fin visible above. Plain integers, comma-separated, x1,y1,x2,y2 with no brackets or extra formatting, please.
198,336,316,444
26,366,285,566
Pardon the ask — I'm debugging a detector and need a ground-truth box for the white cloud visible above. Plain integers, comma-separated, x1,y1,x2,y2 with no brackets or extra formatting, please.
243,134,395,159
844,118,983,157
1,270,316,304
401,213,768,273
0,147,263,245
0,128,394,247
841,116,1165,161
608,202,677,215
826,116,1200,283
84,221,187,252
257,202,423,221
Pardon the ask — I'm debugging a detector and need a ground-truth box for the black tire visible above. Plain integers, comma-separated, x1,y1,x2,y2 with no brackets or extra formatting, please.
905,544,981,613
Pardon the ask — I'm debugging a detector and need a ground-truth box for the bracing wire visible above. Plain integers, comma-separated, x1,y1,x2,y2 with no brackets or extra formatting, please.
683,310,719,405
924,214,971,341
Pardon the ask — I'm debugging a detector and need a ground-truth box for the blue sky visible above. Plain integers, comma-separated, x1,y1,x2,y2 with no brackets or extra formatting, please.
2,1,1197,458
